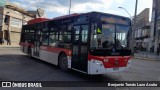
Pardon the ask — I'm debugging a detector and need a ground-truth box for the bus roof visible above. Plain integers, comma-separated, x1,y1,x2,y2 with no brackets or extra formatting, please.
27,12,130,25
52,13,79,20
27,18,50,25
27,13,79,25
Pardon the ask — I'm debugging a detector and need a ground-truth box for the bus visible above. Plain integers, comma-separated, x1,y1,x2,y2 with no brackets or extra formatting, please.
20,12,132,75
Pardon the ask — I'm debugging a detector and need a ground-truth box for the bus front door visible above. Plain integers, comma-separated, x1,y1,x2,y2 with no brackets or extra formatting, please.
71,25,89,73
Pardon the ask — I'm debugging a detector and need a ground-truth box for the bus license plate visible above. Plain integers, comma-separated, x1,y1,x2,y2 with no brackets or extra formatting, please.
113,67,119,71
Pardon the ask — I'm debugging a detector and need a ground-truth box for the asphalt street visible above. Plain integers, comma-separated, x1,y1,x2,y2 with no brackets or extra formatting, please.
0,46,160,90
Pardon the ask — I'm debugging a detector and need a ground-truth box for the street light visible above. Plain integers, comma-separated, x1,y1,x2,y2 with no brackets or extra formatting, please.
118,7,132,19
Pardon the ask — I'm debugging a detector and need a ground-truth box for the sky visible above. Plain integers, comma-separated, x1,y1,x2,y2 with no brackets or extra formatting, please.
8,0,152,19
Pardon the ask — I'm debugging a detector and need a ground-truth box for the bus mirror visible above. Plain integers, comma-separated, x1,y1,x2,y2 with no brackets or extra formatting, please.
96,28,102,34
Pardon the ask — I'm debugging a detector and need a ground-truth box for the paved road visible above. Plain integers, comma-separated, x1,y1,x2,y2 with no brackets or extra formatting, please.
0,47,160,90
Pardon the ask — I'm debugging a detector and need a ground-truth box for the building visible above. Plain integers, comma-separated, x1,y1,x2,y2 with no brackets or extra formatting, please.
149,0,160,53
0,1,45,45
134,8,151,51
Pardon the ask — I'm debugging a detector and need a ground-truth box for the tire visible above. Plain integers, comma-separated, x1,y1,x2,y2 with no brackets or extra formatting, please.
59,54,69,71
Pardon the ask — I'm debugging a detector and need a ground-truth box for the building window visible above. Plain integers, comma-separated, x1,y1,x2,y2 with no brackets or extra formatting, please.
10,17,22,28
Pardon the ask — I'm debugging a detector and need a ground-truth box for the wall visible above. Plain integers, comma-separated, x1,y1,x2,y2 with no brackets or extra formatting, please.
0,6,35,44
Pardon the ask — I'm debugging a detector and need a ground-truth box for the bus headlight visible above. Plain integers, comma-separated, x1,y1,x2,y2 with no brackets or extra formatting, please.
91,59,103,67
97,62,100,65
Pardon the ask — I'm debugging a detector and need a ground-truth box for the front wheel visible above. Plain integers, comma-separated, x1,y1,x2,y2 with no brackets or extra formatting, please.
59,54,69,71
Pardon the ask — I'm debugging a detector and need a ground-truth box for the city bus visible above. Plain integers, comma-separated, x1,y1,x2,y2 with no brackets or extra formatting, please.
20,12,132,75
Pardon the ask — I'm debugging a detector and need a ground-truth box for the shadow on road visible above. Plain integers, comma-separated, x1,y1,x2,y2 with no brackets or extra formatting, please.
0,54,117,82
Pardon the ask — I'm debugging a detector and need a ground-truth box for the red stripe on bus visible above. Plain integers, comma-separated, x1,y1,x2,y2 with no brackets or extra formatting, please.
28,18,50,25
40,46,72,56
19,42,34,48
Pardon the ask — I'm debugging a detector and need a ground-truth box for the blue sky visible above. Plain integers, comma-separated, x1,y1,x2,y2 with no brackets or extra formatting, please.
8,0,152,19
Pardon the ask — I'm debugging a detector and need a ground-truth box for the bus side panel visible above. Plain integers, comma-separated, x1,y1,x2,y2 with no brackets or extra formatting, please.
40,50,59,65
20,45,28,54
20,43,33,54
39,46,72,68
39,46,59,65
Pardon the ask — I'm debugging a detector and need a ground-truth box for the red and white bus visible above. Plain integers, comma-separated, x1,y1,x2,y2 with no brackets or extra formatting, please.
20,12,132,74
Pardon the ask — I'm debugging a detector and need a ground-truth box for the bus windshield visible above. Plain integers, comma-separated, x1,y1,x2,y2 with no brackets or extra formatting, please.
90,24,129,50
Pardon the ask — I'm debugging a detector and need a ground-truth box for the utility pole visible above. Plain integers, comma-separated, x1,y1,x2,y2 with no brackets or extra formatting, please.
131,0,138,56
69,0,71,15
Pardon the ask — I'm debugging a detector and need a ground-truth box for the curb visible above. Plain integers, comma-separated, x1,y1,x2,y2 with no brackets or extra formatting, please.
0,44,20,48
133,57,160,61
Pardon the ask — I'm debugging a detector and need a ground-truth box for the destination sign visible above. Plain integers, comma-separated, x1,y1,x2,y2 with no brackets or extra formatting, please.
101,16,129,25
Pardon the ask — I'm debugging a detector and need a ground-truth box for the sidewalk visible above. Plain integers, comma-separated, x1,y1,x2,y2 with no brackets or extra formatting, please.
134,52,160,61
0,43,20,48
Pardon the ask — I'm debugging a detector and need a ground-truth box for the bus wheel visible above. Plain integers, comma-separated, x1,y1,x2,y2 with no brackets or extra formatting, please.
59,54,68,71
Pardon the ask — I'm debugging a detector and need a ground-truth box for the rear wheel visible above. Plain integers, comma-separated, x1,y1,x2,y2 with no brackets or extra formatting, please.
59,54,69,71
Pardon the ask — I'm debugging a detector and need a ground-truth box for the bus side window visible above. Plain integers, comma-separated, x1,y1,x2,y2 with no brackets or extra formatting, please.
42,28,49,45
49,31,58,46
63,31,71,42
81,25,88,43
59,31,63,41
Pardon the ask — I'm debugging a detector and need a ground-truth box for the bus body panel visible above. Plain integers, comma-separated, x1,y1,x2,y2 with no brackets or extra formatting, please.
20,44,132,74
39,46,72,66
39,49,59,65
88,58,132,74
88,54,131,68
20,44,72,69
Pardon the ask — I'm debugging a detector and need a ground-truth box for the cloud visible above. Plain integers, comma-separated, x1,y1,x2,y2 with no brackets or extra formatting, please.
71,0,113,13
115,0,125,4
10,0,132,18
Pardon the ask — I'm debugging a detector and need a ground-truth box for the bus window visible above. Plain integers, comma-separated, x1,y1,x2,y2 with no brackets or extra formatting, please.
90,23,98,48
59,31,63,41
59,25,71,43
42,28,49,45
116,25,129,49
81,25,88,43
67,24,72,31
28,29,35,43
63,31,71,42
49,31,58,46
74,26,80,41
